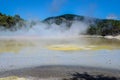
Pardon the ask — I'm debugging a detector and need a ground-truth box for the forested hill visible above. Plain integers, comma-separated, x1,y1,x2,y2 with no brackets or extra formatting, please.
44,14,120,36
0,13,24,30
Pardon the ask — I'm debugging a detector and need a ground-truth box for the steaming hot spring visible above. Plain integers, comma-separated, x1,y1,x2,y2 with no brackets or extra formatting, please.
0,21,120,80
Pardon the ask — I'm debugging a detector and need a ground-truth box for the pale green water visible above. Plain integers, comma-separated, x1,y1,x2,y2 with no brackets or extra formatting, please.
0,37,120,72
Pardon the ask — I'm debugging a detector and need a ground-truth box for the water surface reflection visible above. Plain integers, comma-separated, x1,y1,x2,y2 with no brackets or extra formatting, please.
0,37,120,71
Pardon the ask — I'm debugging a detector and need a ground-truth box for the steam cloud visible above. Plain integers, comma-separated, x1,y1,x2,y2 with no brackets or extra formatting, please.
0,21,89,38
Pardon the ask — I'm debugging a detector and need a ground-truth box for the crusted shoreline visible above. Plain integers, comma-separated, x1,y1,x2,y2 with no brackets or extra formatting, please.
0,65,120,80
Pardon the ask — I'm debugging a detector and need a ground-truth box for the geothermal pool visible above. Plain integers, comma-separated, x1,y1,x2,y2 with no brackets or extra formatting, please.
0,37,120,73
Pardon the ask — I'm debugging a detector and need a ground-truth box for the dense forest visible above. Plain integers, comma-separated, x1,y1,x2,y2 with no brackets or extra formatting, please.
0,13,24,30
1,13,120,36
87,19,120,36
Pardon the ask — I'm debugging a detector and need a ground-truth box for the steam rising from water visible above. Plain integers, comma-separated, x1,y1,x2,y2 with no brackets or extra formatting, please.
0,21,89,38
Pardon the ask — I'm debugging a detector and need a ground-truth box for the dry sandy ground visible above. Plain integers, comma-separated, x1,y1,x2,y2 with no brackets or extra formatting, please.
0,65,120,80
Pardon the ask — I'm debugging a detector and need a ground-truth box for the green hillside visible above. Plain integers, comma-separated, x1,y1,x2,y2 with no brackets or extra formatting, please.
44,14,120,36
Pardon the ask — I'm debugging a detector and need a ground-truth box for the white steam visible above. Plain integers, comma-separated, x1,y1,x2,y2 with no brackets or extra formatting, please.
0,21,89,38
50,0,67,13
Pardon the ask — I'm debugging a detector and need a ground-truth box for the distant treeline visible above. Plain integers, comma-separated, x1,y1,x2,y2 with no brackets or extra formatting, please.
1,13,120,36
87,19,120,36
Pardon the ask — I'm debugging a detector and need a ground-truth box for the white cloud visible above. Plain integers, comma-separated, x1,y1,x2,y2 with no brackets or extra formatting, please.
106,14,118,20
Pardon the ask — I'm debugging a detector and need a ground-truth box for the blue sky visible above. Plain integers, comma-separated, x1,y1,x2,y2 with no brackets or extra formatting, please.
0,0,120,20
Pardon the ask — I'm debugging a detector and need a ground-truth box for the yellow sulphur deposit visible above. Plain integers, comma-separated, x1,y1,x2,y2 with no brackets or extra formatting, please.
0,76,26,80
47,45,82,51
47,44,114,51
